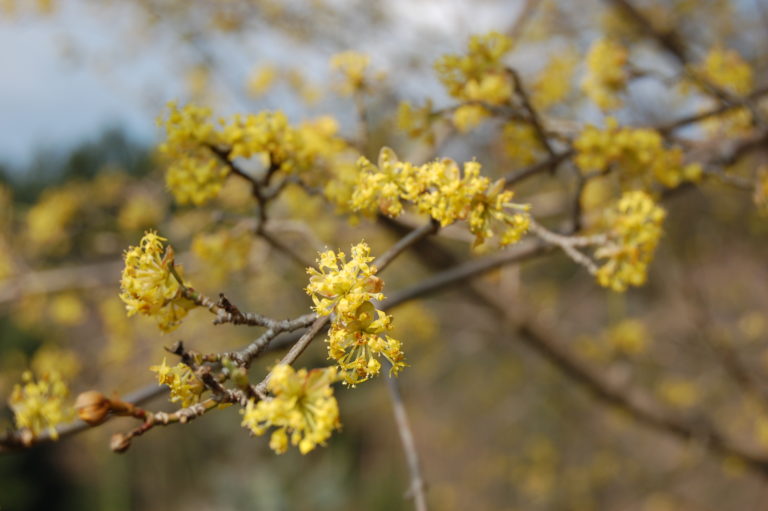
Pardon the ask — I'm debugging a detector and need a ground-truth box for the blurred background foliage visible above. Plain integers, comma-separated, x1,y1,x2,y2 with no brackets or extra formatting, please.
1,0,768,510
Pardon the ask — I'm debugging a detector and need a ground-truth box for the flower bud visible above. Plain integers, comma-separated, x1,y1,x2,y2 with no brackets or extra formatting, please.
110,432,132,453
75,390,111,425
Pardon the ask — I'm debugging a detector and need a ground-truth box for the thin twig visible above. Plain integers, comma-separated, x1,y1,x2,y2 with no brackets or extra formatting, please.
528,219,602,274
506,67,557,159
387,369,428,511
507,0,541,39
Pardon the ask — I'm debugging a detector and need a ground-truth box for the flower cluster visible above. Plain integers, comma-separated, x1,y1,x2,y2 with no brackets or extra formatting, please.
25,183,85,253
434,31,514,131
247,63,278,97
9,370,73,441
192,228,252,284
119,231,194,332
158,102,229,206
352,148,530,249
532,53,577,111
695,46,755,135
330,51,371,95
149,358,206,408
223,112,342,177
158,103,350,205
306,242,405,384
240,365,340,454
501,121,544,166
698,46,753,96
577,319,649,363
397,99,435,144
574,118,702,189
595,191,666,292
581,38,628,110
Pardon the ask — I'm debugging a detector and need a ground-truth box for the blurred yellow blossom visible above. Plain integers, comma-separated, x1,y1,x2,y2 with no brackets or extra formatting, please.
690,47,755,135
581,38,628,110
435,31,514,131
739,310,766,341
98,298,135,365
25,184,84,253
9,370,73,441
574,118,702,189
451,104,490,133
595,191,665,292
247,63,278,97
31,344,81,381
607,319,649,356
118,191,164,232
285,68,324,105
397,100,435,143
698,46,753,95
330,51,371,95
532,53,577,110
192,228,252,283
501,121,544,166
435,31,514,102
158,102,228,206
185,64,211,100
49,293,86,326
240,364,340,454
656,378,699,409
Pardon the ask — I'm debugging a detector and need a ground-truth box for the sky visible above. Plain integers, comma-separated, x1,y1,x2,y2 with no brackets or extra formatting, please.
0,1,522,169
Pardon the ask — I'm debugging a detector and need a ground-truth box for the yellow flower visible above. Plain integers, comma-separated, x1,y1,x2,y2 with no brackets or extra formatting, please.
581,38,628,110
330,51,371,95
397,100,435,143
25,183,84,253
452,104,490,133
149,358,205,408
657,378,699,409
31,345,81,381
159,102,352,206
327,302,406,385
158,102,228,205
352,147,423,217
606,319,649,356
532,53,577,110
306,241,383,318
240,365,340,454
192,228,252,284
247,63,278,97
595,191,666,292
118,191,164,232
501,121,544,166
119,231,195,332
466,178,531,249
464,73,513,105
9,370,73,440
574,118,701,189
435,31,514,104
698,46,753,95
352,148,530,249
306,242,406,384
220,110,349,174
49,293,86,326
